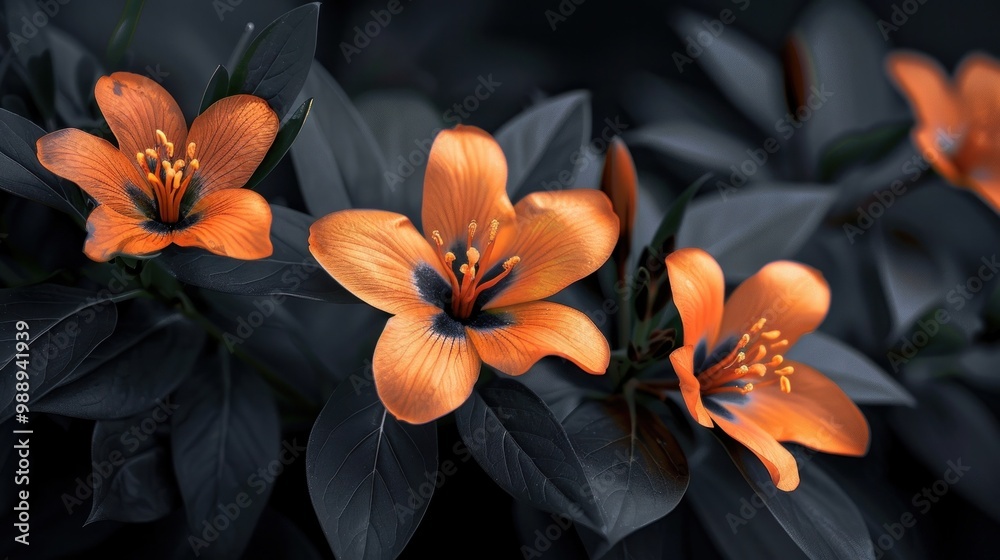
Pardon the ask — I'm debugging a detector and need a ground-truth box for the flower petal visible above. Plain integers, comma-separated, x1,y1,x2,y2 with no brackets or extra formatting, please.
966,178,1000,213
466,301,609,376
726,361,870,457
666,247,724,348
669,345,713,428
186,94,279,196
83,205,171,262
708,406,801,491
481,189,618,309
309,209,450,315
171,189,273,259
886,52,965,182
420,125,516,252
95,72,188,162
373,308,481,424
719,261,830,349
600,138,637,269
36,129,153,217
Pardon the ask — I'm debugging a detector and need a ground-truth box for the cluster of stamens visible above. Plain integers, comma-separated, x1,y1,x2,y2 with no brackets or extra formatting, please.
135,129,199,223
432,219,519,319
698,317,794,396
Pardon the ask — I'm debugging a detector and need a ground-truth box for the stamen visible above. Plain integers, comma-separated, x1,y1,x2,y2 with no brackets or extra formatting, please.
770,339,790,350
444,252,456,264
466,247,480,271
738,334,751,348
775,366,795,376
467,220,477,248
734,365,748,376
749,344,767,363
488,219,499,241
432,230,444,247
761,330,782,340
155,129,168,146
187,142,197,160
736,352,746,363
780,376,792,394
767,355,783,367
748,364,767,376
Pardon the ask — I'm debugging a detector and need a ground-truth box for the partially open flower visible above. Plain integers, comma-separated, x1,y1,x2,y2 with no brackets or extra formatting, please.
666,248,869,491
309,125,619,424
887,51,1000,212
37,72,279,261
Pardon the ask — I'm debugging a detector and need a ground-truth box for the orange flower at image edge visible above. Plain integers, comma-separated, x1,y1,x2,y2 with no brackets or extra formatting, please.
309,125,619,424
887,51,1000,212
665,248,869,491
36,72,279,261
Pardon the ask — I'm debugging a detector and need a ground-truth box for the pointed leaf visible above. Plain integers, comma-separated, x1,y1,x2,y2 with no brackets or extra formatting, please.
228,3,320,119
199,65,230,114
105,0,146,69
171,351,281,560
291,61,386,215
307,375,437,560
676,186,836,280
563,398,689,550
495,91,592,198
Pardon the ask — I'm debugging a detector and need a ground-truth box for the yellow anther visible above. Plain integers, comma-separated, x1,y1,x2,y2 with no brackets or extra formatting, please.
161,160,171,171
775,366,795,376
780,376,792,394
503,256,521,269
432,230,444,246
736,352,746,363
188,159,199,172
444,252,456,265
459,264,470,275
466,247,480,267
173,170,184,189
488,219,500,241
165,142,174,158
761,330,782,340
147,172,159,186
145,148,157,159
741,383,754,394
173,160,185,172
770,339,789,350
136,152,146,167
468,220,477,238
735,365,749,376
748,364,767,376
155,129,168,146
738,334,751,348
750,318,767,332
187,142,197,160
767,355,784,367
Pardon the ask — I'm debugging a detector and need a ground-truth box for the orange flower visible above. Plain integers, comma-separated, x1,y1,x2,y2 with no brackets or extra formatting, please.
36,72,279,261
600,137,637,281
887,51,1000,211
309,125,619,424
665,248,869,490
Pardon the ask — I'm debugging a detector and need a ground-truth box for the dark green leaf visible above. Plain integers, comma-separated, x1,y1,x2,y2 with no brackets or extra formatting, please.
818,122,911,182
228,3,320,119
291,61,386,216
199,65,230,114
245,97,312,190
105,0,146,69
88,408,177,523
35,310,204,419
724,440,875,560
647,172,711,256
455,379,606,536
563,398,689,551
0,285,118,420
157,205,352,302
0,108,84,219
171,351,281,560
495,91,591,199
307,374,437,560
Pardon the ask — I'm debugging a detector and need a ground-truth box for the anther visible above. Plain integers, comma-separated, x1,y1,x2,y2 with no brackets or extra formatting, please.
761,330,782,340
432,230,444,247
775,366,794,376
748,364,767,376
735,365,749,376
187,142,197,160
741,383,754,394
780,376,792,394
155,129,168,146
736,352,746,363
767,355,783,367
488,219,499,242
738,334,751,348
770,339,789,350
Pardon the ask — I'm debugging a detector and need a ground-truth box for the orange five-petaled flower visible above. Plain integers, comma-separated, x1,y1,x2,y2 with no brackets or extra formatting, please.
309,125,619,424
36,72,279,261
887,51,1000,212
666,248,869,491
